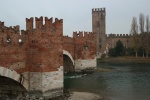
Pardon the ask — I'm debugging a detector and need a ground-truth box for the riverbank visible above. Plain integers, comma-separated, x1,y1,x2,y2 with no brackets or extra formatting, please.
67,92,103,100
98,56,150,64
50,90,107,100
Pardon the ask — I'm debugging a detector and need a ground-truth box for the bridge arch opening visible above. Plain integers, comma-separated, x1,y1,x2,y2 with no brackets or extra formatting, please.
63,50,74,73
0,67,28,99
0,76,27,99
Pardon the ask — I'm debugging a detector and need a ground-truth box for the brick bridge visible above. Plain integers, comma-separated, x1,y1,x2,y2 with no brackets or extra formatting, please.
0,16,96,99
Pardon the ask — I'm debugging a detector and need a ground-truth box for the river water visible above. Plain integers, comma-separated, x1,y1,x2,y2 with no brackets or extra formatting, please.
64,63,150,100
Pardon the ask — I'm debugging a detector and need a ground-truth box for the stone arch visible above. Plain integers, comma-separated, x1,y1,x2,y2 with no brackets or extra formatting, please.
63,50,74,65
0,66,28,90
63,50,74,72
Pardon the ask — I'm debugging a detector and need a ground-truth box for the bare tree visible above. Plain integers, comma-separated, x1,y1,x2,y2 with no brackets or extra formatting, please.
139,13,145,33
146,15,150,33
139,13,145,57
145,15,150,57
130,17,138,57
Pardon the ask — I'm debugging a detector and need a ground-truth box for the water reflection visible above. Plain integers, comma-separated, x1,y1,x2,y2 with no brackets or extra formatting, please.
64,63,150,100
64,72,108,94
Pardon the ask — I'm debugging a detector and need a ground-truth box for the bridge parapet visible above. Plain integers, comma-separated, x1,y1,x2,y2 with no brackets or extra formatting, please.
26,16,63,35
73,31,96,39
72,31,97,72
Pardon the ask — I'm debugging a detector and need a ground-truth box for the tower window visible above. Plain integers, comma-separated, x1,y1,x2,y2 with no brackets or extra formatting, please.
100,38,102,42
101,14,103,19
96,21,100,27
99,45,102,49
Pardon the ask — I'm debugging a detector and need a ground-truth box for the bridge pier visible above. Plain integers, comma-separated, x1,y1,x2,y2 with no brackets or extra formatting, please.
74,58,97,73
22,66,63,99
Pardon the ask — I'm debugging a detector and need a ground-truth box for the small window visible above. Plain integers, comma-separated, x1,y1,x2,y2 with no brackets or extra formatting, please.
101,14,103,19
127,39,128,43
99,45,102,48
96,21,100,27
99,38,102,42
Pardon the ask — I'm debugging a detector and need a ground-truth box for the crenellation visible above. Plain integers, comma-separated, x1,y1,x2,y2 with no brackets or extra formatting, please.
117,34,119,37
79,31,83,37
55,18,59,22
84,31,88,38
9,26,12,29
21,30,26,35
13,25,20,31
107,33,131,38
126,34,129,37
73,31,95,39
73,31,77,37
45,17,53,28
0,21,4,28
35,16,43,29
26,17,34,30
103,8,105,12
26,17,33,22
53,18,63,29
92,8,105,12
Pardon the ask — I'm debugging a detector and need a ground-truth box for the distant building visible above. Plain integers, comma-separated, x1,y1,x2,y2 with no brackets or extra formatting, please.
92,8,133,56
92,8,106,54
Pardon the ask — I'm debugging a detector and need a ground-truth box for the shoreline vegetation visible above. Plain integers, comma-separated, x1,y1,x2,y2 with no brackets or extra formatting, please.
98,56,150,64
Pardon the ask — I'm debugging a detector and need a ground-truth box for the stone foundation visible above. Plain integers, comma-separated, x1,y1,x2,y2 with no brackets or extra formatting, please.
23,66,63,99
75,58,96,72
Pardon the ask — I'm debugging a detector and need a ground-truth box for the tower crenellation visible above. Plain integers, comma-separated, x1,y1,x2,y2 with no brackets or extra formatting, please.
45,17,53,28
53,18,63,30
107,33,131,38
92,7,105,12
26,17,34,30
35,16,43,29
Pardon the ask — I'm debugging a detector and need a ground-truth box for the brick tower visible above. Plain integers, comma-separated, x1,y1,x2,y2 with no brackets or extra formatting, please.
92,8,106,54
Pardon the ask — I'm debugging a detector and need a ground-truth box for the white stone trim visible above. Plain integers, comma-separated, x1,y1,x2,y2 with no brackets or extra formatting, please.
0,66,28,90
28,66,64,98
63,50,74,65
75,58,97,70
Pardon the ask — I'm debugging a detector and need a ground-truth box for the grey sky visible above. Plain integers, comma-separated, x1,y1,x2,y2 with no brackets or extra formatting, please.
0,0,150,36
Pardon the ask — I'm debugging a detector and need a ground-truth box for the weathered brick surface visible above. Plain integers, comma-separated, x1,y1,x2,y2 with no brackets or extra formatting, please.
63,31,97,71
73,31,97,60
0,16,97,98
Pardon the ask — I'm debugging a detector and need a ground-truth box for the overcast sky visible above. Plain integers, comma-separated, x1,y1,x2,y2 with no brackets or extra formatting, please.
0,0,150,36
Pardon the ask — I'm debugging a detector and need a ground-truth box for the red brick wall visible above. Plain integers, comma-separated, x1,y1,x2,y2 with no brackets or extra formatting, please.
0,24,27,74
0,16,63,73
73,31,96,60
63,36,74,58
26,17,63,72
0,17,97,74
